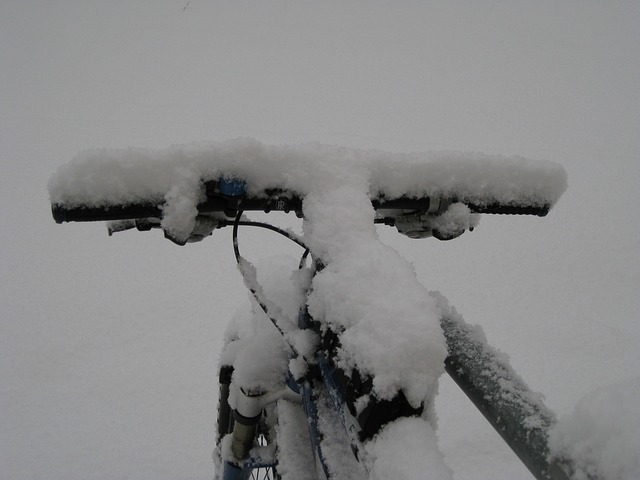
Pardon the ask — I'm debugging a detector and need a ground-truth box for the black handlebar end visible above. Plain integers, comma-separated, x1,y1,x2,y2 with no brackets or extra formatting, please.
51,203,163,224
468,203,550,217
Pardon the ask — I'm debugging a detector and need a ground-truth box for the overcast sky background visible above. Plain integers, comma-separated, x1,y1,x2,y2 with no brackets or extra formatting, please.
2,2,639,479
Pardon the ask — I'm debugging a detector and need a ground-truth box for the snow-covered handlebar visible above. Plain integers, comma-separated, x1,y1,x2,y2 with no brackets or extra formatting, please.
51,182,552,225
49,140,567,243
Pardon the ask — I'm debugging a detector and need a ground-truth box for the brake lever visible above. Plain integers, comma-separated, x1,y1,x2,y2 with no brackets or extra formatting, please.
107,218,161,236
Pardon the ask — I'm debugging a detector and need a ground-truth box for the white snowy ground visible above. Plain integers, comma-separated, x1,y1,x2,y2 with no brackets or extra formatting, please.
2,2,639,479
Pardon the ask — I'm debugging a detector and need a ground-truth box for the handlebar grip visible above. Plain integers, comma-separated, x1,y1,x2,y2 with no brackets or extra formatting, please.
51,203,163,224
467,202,550,217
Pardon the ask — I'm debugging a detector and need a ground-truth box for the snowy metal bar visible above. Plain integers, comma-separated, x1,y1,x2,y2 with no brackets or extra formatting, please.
440,314,571,480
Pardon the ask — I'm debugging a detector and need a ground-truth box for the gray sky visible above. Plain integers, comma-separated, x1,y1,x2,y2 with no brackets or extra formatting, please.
2,2,639,479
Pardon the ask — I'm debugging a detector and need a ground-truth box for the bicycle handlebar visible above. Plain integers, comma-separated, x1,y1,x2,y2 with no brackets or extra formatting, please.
51,180,551,224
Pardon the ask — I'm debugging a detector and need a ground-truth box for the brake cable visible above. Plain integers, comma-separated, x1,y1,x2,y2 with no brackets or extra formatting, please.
231,210,311,353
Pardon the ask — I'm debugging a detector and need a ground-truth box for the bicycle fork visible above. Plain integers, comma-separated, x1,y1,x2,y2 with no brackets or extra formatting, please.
232,384,299,460
220,371,300,480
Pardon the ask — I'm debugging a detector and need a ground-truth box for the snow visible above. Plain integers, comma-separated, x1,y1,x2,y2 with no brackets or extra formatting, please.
161,167,206,244
315,389,369,480
304,183,448,407
274,400,318,480
429,203,480,240
549,377,640,480
219,257,300,395
223,308,289,398
364,417,453,480
48,141,568,212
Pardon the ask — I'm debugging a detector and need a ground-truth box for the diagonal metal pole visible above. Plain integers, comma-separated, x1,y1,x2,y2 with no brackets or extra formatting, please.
440,311,571,480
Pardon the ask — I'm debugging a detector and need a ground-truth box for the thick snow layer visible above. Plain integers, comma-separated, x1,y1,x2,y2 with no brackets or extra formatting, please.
274,400,318,480
549,378,640,480
219,293,291,397
364,417,453,480
48,139,567,213
304,184,448,407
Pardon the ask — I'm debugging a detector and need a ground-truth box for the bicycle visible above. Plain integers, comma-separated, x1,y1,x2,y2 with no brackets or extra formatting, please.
49,140,578,480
